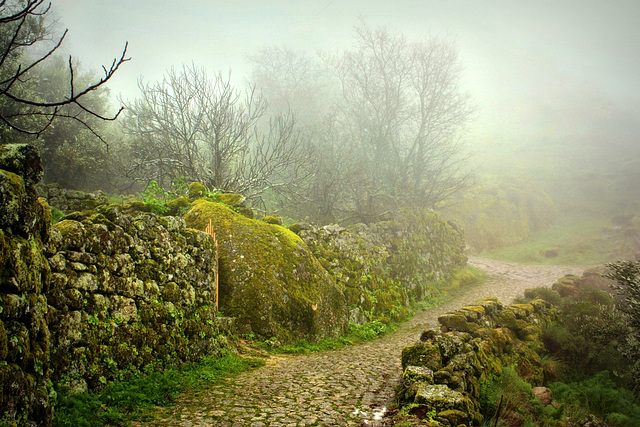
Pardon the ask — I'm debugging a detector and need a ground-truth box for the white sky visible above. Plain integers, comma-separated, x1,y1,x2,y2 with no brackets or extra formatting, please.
51,0,640,145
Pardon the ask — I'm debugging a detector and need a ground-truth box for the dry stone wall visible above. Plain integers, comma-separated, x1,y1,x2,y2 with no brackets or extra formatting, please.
45,205,226,392
1,144,470,425
0,144,228,425
296,210,467,326
37,183,109,214
0,144,54,426
399,297,557,426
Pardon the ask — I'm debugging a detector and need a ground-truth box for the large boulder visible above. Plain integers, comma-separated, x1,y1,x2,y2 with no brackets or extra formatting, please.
183,199,348,342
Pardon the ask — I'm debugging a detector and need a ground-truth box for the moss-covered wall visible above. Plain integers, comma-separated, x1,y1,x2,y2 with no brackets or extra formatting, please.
0,144,54,426
1,145,470,425
398,297,557,426
295,209,467,326
45,205,227,392
37,183,109,214
0,145,228,426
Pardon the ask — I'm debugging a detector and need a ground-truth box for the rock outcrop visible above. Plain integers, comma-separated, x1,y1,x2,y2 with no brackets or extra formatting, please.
183,199,347,342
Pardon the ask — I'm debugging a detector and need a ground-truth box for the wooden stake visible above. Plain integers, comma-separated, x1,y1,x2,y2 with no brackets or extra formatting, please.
204,219,219,311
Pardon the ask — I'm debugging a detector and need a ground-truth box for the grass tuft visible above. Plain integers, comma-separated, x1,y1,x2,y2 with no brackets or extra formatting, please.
54,352,264,426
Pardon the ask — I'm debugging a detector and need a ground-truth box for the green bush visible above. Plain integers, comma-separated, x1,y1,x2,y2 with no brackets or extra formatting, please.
551,371,640,425
141,180,169,215
523,287,562,306
542,290,632,385
480,365,563,427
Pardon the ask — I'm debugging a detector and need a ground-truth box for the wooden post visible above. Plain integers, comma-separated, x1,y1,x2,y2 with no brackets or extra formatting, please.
204,219,219,311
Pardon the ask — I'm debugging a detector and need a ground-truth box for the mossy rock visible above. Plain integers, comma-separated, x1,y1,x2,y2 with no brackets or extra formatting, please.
401,341,443,371
0,144,43,186
183,199,347,342
261,215,283,225
166,196,189,216
0,169,24,229
216,193,245,207
438,312,480,334
188,182,207,201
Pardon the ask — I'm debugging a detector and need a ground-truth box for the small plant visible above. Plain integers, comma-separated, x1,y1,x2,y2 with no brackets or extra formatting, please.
50,206,65,223
551,371,640,425
142,180,169,215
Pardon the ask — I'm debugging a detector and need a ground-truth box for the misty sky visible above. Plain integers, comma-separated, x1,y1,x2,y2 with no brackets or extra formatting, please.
51,0,640,146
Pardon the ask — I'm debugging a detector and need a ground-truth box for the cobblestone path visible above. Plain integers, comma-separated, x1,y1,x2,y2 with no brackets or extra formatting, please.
139,258,589,426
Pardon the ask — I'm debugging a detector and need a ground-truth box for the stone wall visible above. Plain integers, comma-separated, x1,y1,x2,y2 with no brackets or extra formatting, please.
0,144,54,426
399,297,557,426
1,144,470,425
45,205,227,392
0,145,228,425
37,183,109,214
296,209,467,326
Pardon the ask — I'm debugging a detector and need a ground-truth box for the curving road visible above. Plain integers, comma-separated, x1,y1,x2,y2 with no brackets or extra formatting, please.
137,258,590,427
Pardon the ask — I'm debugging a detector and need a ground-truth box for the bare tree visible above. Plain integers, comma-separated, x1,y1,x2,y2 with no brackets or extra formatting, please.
122,64,308,207
333,23,473,219
0,0,128,143
249,24,473,223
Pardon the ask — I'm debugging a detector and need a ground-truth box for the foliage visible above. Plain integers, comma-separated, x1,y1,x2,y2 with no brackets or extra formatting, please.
541,288,633,385
141,180,169,215
50,206,65,223
551,371,640,425
54,352,264,426
480,365,563,427
521,287,563,307
606,259,640,330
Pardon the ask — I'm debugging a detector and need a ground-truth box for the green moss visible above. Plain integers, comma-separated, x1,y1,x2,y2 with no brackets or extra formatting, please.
438,312,480,334
261,215,283,225
188,182,207,201
0,169,24,226
0,229,7,268
183,199,346,342
0,319,7,360
166,196,189,216
215,193,244,207
401,342,443,371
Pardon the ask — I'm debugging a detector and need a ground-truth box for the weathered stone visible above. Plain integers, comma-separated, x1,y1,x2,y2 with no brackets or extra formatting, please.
414,384,474,414
533,386,552,406
401,341,443,371
0,144,43,186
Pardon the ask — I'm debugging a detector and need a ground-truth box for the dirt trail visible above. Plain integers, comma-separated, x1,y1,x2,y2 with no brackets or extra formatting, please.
138,258,590,427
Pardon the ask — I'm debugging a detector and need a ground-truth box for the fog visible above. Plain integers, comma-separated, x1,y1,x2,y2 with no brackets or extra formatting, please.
53,1,639,137
50,0,640,257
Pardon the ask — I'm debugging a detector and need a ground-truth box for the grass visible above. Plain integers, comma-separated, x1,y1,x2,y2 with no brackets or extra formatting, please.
480,214,626,265
54,352,264,426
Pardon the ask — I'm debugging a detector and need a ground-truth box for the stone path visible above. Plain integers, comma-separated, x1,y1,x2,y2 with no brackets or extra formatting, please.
138,258,590,426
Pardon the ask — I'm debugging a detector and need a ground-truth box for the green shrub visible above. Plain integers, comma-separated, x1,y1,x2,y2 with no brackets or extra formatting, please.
480,365,562,427
523,287,562,306
551,371,640,425
542,290,632,385
141,180,168,215
51,206,65,223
